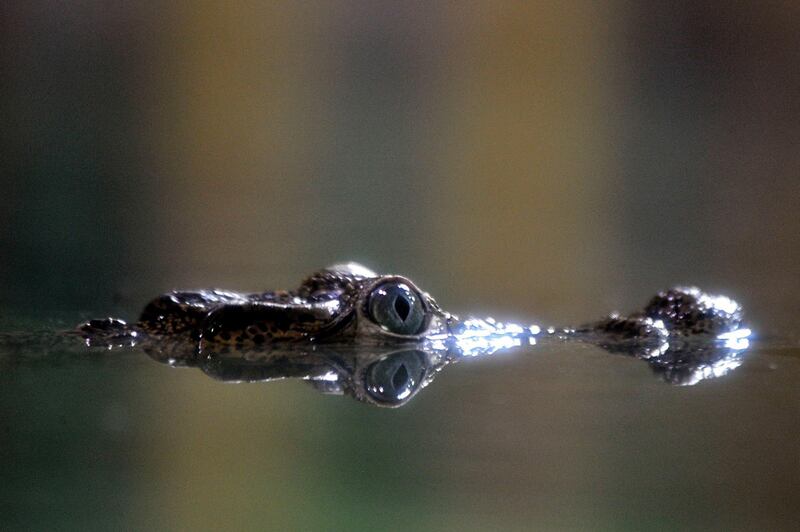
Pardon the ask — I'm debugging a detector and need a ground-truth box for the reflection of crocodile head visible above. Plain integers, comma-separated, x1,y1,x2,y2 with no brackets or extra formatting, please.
138,311,751,407
195,347,437,408
76,265,753,406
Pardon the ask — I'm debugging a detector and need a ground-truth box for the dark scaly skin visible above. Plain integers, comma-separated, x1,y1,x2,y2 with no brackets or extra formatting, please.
80,264,743,349
111,263,451,348
75,264,750,405
584,286,743,338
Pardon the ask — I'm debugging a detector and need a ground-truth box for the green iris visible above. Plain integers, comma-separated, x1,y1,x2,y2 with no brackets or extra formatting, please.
365,350,426,404
368,282,425,335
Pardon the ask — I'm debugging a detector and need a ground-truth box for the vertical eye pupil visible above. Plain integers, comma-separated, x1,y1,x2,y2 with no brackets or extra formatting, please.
394,296,410,321
368,282,426,335
365,350,427,405
392,363,409,389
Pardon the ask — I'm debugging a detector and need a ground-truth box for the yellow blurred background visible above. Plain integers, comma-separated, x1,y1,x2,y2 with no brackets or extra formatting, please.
3,2,800,530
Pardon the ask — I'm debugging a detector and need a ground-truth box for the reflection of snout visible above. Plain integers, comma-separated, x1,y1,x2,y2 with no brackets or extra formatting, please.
201,353,336,384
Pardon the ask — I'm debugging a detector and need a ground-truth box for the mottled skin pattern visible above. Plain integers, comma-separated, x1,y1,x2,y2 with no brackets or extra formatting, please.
587,287,742,338
128,263,450,348
75,264,749,405
81,264,742,350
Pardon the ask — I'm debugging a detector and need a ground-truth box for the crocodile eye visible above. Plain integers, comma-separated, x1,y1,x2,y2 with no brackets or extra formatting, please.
365,350,426,404
368,282,426,335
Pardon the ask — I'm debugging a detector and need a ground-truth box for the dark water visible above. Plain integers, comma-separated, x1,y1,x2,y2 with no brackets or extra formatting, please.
2,317,799,530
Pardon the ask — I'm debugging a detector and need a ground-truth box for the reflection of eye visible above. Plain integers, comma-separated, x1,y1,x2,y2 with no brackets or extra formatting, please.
365,350,426,404
368,282,426,335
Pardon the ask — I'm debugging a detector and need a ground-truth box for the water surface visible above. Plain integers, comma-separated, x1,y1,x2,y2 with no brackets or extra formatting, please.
2,319,799,530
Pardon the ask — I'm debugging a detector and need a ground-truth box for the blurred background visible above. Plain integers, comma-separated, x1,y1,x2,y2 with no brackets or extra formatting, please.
2,1,800,530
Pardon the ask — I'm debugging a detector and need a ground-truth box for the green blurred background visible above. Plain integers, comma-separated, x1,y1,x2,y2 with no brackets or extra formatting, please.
2,2,800,530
